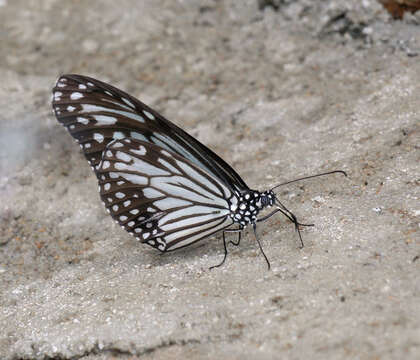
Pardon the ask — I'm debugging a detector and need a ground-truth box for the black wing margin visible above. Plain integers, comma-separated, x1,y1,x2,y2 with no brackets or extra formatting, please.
52,74,249,191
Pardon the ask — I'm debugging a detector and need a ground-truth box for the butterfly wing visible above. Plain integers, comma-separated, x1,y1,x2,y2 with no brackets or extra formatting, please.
52,74,249,191
97,138,234,251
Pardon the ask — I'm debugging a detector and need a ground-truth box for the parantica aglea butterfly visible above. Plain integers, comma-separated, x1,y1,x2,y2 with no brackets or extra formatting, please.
52,74,345,269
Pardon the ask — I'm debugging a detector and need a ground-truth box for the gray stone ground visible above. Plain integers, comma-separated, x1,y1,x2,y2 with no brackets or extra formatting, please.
0,1,419,359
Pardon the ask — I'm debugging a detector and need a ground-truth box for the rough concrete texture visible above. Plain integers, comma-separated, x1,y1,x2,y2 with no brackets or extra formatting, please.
0,0,419,359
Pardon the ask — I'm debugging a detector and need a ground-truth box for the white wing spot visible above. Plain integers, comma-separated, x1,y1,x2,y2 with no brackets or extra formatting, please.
154,198,192,210
54,92,62,100
143,111,155,120
143,188,164,199
161,150,172,157
77,117,89,125
69,125,75,130
93,115,117,125
112,142,123,148
117,173,147,185
117,181,124,186
67,105,76,112
70,92,83,100
130,132,147,141
78,84,87,89
120,215,128,221
109,172,118,179
94,133,104,143
57,82,66,88
157,158,181,175
102,161,110,169
104,183,111,191
146,223,152,228
115,158,169,176
116,151,132,162
106,150,113,157
130,209,139,215
116,192,125,199
135,228,142,233
113,131,125,139
112,205,118,211
143,232,150,239
87,82,94,87
85,143,91,149
122,97,136,109
107,198,113,202
131,145,147,156
147,207,156,213
124,200,131,207
128,221,135,227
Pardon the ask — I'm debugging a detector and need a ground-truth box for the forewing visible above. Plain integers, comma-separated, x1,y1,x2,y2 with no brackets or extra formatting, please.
52,74,249,190
97,138,234,251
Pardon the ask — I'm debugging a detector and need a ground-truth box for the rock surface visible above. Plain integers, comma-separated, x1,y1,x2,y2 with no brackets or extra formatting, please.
0,1,419,359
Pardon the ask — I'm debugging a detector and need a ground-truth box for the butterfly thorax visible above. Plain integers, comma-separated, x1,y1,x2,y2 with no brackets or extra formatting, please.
228,189,275,226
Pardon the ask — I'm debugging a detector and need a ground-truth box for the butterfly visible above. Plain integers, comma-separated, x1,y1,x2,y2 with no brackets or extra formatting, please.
52,74,346,269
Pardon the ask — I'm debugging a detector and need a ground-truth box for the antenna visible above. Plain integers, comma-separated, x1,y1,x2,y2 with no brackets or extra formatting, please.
271,170,347,191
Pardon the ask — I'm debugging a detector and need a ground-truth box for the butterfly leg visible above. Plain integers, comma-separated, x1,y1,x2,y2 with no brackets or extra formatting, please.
209,227,243,270
230,231,241,246
253,223,271,270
